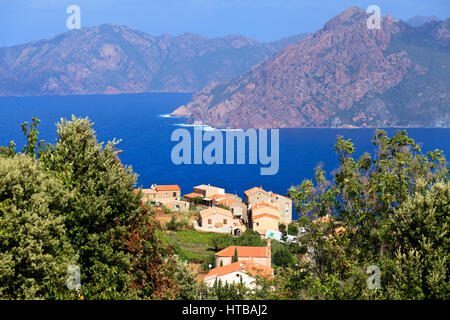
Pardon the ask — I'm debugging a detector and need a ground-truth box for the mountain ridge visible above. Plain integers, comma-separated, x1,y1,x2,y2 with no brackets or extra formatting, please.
173,7,449,128
0,23,309,96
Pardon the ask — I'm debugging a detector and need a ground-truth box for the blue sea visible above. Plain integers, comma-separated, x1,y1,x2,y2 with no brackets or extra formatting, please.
1,93,449,219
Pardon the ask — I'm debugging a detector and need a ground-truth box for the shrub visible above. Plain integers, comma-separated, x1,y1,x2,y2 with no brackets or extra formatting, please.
272,245,294,267
288,223,299,236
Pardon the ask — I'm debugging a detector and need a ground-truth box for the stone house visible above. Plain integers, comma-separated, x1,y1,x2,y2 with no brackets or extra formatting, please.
250,202,280,237
214,240,272,268
199,206,234,229
204,260,273,289
244,186,292,225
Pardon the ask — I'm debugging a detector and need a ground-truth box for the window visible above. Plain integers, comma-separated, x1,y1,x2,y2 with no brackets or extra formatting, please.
165,192,168,197
173,192,176,197
256,222,259,226
285,203,289,209
208,219,212,225
224,219,227,224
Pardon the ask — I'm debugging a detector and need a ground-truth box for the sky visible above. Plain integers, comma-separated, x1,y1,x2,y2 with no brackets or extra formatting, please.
0,0,449,48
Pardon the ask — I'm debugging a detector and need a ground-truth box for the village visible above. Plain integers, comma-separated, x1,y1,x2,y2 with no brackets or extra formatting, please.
134,183,301,289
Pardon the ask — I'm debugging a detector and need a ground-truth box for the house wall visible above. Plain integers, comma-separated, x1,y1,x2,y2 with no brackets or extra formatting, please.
246,191,292,225
230,202,247,218
201,213,233,228
270,195,292,225
194,186,225,198
215,256,233,267
205,271,257,289
252,215,279,236
215,256,270,268
165,200,190,211
155,190,180,201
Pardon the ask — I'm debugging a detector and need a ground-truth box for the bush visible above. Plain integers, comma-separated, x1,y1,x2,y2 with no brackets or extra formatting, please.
166,215,180,231
288,223,299,236
4,116,182,299
162,206,171,214
272,245,294,267
0,155,77,299
202,253,216,271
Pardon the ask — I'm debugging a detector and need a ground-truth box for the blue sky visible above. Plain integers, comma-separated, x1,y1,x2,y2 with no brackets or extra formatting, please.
0,0,449,48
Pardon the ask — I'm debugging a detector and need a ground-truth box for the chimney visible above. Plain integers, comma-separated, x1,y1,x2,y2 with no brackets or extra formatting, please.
266,239,271,258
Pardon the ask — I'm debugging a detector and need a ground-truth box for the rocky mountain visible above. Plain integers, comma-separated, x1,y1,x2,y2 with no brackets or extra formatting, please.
406,15,442,27
173,7,449,128
0,24,308,96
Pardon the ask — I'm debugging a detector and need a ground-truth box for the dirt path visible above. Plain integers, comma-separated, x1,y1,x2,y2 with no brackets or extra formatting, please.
189,262,208,282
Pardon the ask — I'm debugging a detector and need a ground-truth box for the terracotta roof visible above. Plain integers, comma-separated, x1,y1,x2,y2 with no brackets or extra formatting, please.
206,260,273,279
215,245,269,258
212,193,240,206
155,185,180,191
184,192,203,198
253,213,279,220
269,192,289,200
244,187,265,196
252,202,279,211
210,194,227,201
194,184,224,191
200,207,233,218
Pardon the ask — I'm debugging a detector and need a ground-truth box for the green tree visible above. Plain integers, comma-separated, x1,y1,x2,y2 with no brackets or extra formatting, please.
235,229,266,247
383,180,449,299
283,129,449,299
0,155,78,299
233,247,238,263
36,116,180,299
202,253,216,271
166,215,180,231
272,245,293,267
169,255,199,300
288,223,299,236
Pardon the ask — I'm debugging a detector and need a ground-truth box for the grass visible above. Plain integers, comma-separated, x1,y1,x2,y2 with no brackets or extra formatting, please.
171,230,232,245
162,230,232,263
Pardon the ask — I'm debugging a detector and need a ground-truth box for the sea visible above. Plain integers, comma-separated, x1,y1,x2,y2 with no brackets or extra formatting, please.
1,92,449,220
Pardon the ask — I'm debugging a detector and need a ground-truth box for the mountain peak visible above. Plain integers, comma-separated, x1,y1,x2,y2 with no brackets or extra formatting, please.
0,24,306,96
176,9,449,128
322,6,366,30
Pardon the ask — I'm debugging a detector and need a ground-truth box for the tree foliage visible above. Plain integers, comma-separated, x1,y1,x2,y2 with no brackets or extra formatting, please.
0,155,77,299
281,130,449,299
1,116,191,299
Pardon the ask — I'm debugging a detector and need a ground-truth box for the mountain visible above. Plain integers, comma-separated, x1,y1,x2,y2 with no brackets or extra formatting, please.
0,24,308,96
173,7,449,128
406,15,442,27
